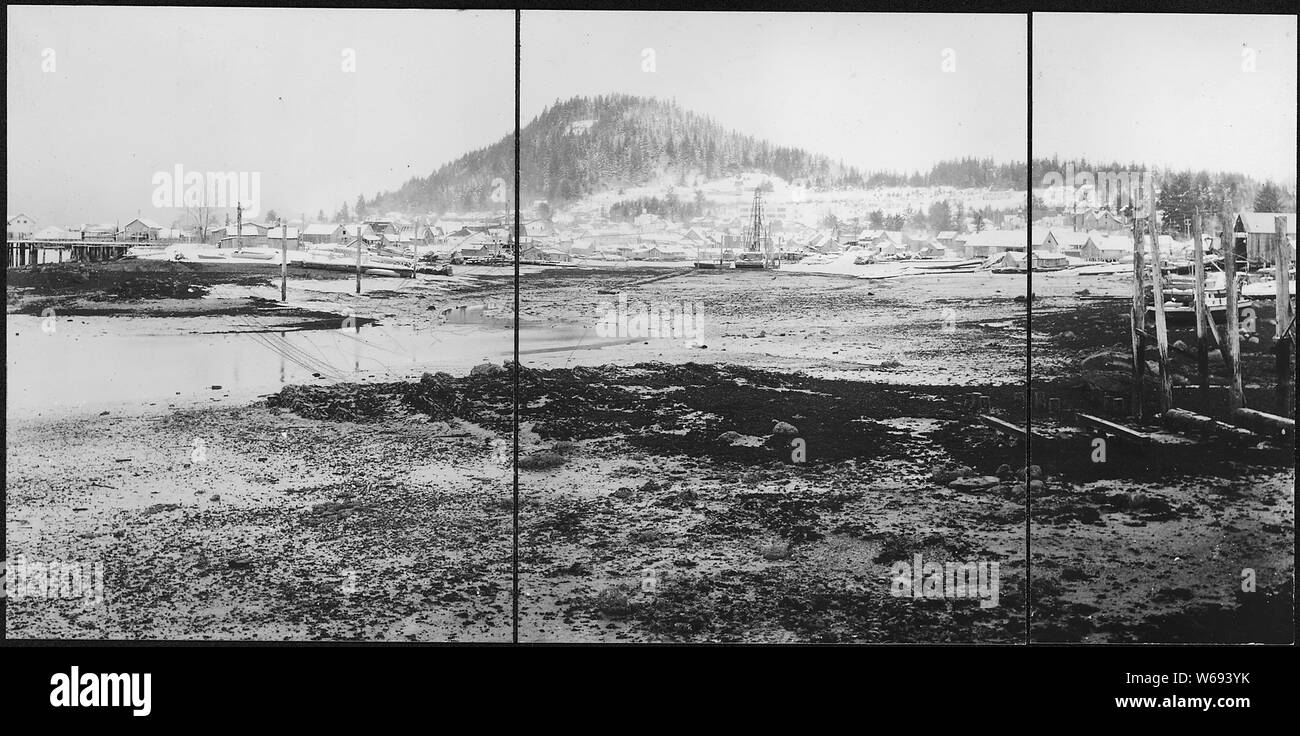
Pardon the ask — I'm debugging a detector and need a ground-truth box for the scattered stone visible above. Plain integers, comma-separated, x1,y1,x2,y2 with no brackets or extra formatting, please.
771,421,799,436
948,475,1000,490
1015,465,1044,481
593,587,632,618
930,462,973,484
142,503,181,515
519,451,566,471
760,541,792,560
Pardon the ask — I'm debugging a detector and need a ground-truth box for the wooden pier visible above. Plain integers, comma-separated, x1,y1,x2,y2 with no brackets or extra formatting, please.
7,239,132,267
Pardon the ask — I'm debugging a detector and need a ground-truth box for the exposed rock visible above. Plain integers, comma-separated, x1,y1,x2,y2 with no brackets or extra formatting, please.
593,587,632,618
931,462,974,484
760,541,792,560
519,451,566,471
771,421,799,436
948,475,1000,491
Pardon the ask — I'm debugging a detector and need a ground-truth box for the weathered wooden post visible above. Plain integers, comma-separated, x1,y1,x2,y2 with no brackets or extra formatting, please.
1275,215,1293,415
1223,208,1244,411
1192,209,1208,397
1130,192,1147,420
355,223,363,295
1149,186,1172,414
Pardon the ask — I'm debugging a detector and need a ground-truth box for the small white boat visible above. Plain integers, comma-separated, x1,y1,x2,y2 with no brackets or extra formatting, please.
910,258,983,271
1242,280,1297,299
231,249,278,260
1077,263,1132,275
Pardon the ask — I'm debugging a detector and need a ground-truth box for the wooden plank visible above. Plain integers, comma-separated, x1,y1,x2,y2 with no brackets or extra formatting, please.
979,414,1028,439
1275,215,1292,416
1149,186,1173,413
1075,412,1150,443
1222,208,1244,410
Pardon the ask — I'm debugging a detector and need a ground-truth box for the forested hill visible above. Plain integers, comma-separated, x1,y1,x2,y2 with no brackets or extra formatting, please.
357,95,1023,216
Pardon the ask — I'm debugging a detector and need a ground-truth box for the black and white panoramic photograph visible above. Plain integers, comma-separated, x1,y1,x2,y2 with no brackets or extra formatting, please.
4,5,1295,658
1030,13,1295,642
6,6,518,641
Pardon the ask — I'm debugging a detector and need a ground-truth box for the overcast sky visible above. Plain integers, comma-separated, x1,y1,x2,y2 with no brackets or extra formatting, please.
8,9,1031,227
1034,13,1297,185
7,7,513,225
523,12,1027,176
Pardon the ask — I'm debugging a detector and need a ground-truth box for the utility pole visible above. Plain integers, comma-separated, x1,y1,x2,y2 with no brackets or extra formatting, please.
355,222,363,295
279,217,288,302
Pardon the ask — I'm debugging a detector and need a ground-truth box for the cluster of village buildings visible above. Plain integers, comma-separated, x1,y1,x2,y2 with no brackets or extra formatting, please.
1033,208,1297,268
8,206,1295,267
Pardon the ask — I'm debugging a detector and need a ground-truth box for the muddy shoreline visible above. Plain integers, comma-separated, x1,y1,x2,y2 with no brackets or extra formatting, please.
6,261,1292,642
